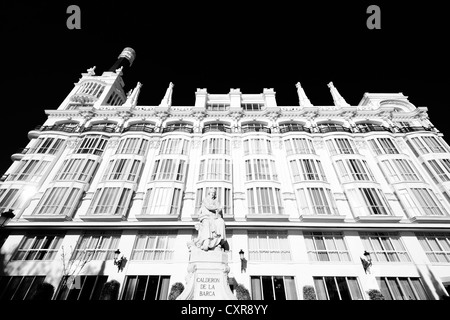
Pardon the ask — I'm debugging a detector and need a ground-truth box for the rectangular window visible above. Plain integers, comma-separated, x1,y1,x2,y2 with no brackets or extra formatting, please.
297,188,337,216
243,138,272,155
31,137,64,155
12,234,64,261
159,138,189,155
75,135,108,155
131,232,176,260
251,276,297,300
142,187,182,216
89,187,133,216
422,136,447,153
102,158,142,182
56,275,108,300
72,233,120,261
9,159,50,182
304,232,350,262
116,137,148,155
242,103,264,111
360,188,389,215
427,160,450,182
0,188,21,212
369,138,399,155
335,159,373,182
245,159,278,181
360,232,410,262
201,138,231,155
410,188,445,216
122,275,170,300
248,231,291,261
284,138,315,155
55,158,98,182
314,277,363,300
247,187,283,215
0,276,46,300
206,103,229,111
417,233,450,263
377,277,428,300
34,187,82,216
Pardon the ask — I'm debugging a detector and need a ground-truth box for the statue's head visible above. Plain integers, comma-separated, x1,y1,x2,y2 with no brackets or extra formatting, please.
207,188,217,198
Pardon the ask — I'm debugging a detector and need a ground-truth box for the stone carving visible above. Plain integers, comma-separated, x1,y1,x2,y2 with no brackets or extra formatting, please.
295,82,313,107
232,138,241,148
86,66,96,76
189,188,228,252
327,82,351,107
192,139,202,149
149,139,161,149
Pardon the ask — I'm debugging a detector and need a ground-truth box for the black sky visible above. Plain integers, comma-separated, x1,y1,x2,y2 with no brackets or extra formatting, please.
1,1,449,175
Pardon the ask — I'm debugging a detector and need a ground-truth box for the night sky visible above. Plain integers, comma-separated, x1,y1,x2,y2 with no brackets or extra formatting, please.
1,1,449,175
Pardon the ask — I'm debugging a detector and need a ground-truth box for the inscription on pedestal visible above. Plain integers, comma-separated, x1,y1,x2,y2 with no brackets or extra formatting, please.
195,274,222,299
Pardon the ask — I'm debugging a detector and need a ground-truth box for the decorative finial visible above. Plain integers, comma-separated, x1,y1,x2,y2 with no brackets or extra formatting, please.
115,66,123,75
327,82,350,107
123,82,142,108
295,82,313,107
86,66,96,76
159,82,174,108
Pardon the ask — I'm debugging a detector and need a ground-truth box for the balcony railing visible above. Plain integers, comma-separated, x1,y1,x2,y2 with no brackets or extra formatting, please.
123,126,155,133
162,126,194,134
357,124,393,133
398,126,433,133
279,125,311,133
81,125,117,133
241,126,271,133
318,126,351,133
35,124,78,133
202,124,232,133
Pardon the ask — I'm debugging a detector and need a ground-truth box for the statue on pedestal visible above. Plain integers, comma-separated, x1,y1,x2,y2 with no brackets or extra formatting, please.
190,188,228,252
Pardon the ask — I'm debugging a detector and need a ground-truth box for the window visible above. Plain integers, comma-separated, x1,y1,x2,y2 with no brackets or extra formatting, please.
360,232,410,262
318,123,350,133
89,187,133,216
247,187,283,215
304,232,351,262
75,135,108,155
360,188,390,215
422,136,447,153
0,276,46,300
56,275,108,300
410,188,445,216
243,138,272,155
326,138,357,155
248,231,291,261
199,159,231,181
408,136,447,155
72,233,120,260
33,186,82,216
77,82,105,98
289,159,326,182
207,103,229,111
284,138,315,155
54,158,98,182
124,123,155,133
417,233,450,263
12,234,64,261
379,159,421,183
116,137,149,155
122,275,170,300
195,187,232,216
151,159,187,181
246,159,278,181
242,103,264,111
334,159,374,182
159,138,190,155
251,276,297,300
142,187,182,216
8,159,50,182
426,159,450,183
29,137,64,155
102,158,142,182
296,188,337,215
368,138,399,155
314,277,363,300
377,277,428,300
163,122,193,133
0,188,22,212
201,138,231,155
131,232,177,260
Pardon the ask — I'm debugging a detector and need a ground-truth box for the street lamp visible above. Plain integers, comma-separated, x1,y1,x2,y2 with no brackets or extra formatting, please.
0,209,15,228
113,249,126,272
361,250,372,274
239,249,246,273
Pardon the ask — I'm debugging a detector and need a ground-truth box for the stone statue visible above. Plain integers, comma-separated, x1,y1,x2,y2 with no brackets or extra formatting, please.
191,188,228,252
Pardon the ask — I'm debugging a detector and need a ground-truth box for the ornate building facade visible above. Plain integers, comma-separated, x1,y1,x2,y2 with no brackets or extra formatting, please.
1,48,449,300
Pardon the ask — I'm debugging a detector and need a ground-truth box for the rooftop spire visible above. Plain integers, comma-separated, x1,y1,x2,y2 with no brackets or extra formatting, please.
159,82,174,108
327,82,350,107
295,82,313,107
123,82,142,108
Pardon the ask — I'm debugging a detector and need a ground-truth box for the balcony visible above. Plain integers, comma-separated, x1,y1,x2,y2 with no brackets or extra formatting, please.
241,126,271,134
279,124,311,134
35,124,78,133
397,126,433,133
357,124,393,133
162,126,193,134
11,148,29,161
202,124,232,133
123,125,155,133
317,125,352,133
81,125,117,133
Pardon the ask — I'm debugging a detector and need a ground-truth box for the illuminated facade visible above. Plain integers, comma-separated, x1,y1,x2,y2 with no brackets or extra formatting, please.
1,48,449,300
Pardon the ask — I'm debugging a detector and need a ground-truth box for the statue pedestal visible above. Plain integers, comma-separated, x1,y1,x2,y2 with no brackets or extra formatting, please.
177,248,237,300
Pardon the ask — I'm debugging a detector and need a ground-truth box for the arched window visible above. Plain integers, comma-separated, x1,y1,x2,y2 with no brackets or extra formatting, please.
203,122,232,133
317,123,351,133
163,122,193,133
241,122,270,133
124,122,156,133
356,122,391,133
279,122,310,133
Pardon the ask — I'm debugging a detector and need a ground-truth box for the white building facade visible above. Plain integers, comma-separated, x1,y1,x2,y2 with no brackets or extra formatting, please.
1,50,450,300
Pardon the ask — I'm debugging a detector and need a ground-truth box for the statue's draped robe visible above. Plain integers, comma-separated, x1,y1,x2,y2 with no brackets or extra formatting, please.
197,197,226,250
